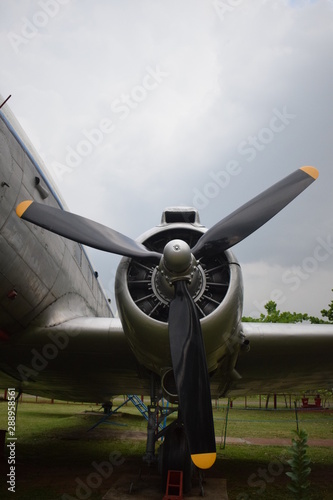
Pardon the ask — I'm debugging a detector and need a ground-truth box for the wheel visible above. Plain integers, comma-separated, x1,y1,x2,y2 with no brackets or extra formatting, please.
158,423,193,493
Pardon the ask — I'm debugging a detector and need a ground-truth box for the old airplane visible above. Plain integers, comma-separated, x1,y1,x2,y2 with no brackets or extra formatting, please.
1,93,333,489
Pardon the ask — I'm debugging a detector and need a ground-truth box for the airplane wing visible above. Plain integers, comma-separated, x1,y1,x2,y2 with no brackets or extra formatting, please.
2,320,333,402
227,322,333,396
0,317,150,402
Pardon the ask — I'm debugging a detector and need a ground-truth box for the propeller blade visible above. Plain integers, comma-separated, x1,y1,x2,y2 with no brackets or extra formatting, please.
16,200,161,260
168,280,216,469
191,166,319,258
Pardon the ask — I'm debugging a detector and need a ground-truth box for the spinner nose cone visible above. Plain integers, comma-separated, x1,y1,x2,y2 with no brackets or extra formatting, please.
163,239,192,273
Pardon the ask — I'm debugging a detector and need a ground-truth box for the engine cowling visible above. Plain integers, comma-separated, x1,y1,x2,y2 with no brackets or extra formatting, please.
115,207,243,386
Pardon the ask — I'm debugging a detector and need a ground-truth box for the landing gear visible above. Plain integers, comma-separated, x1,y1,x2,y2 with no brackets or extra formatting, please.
158,423,193,493
142,374,193,493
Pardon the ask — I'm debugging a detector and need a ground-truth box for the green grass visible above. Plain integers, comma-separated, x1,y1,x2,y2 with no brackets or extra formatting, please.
215,407,333,440
0,398,332,499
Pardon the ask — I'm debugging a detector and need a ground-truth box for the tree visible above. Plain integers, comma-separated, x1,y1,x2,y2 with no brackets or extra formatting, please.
242,292,333,324
242,301,310,323
320,289,333,323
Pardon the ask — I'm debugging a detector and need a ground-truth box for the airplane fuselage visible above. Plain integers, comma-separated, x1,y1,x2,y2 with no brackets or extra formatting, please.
0,106,113,336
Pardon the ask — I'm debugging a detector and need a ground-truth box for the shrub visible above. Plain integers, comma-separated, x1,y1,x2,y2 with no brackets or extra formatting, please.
286,429,311,499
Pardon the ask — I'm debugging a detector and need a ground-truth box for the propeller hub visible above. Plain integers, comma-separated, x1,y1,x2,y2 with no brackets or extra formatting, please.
152,239,205,304
163,239,192,273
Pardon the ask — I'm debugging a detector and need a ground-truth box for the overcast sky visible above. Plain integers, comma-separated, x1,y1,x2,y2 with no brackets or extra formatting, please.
1,0,332,318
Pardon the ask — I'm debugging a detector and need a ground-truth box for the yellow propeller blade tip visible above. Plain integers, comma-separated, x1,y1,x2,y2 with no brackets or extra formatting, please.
191,452,216,469
16,200,33,218
300,166,319,179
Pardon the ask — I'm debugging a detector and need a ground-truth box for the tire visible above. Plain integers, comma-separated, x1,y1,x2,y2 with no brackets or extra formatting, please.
158,423,193,493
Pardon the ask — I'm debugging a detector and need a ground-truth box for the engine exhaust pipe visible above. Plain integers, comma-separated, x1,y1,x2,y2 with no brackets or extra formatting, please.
161,369,178,404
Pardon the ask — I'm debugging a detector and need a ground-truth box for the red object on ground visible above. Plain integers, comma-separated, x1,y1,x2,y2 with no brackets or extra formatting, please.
163,470,183,500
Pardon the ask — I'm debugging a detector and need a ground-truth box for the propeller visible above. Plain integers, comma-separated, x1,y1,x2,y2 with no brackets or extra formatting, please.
16,200,161,260
191,166,319,258
169,279,216,469
16,166,318,469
